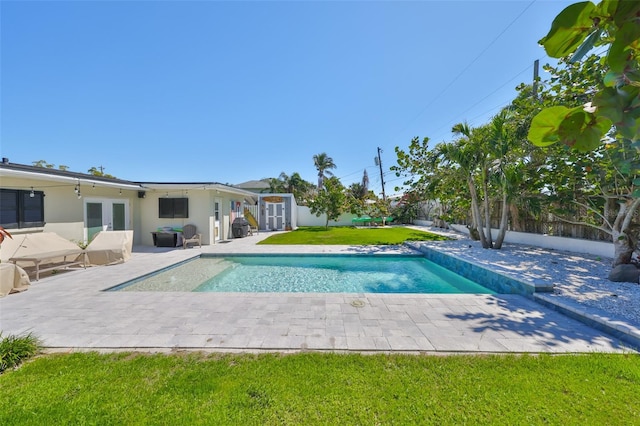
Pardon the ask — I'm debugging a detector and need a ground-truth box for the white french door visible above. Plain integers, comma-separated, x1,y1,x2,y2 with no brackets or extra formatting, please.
85,198,129,242
266,202,284,231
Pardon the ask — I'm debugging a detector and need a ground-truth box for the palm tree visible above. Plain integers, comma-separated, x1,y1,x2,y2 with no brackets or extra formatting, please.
265,177,285,193
442,122,491,248
279,172,313,203
278,172,291,192
361,169,369,192
313,152,336,189
348,182,367,200
484,110,516,249
447,112,520,250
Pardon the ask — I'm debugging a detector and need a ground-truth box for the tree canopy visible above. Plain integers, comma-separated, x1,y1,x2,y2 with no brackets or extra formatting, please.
308,176,346,229
313,152,337,190
32,160,69,171
392,11,640,269
528,0,639,152
264,172,314,204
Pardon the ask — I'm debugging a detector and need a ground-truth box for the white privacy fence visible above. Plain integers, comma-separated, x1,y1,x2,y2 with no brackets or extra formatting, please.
296,206,356,227
244,204,258,219
413,220,614,259
293,207,614,259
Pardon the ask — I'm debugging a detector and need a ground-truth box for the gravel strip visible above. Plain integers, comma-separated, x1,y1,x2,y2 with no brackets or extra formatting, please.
414,230,640,327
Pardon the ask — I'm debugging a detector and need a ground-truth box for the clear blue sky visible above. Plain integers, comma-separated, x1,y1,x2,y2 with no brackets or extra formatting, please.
2,0,574,196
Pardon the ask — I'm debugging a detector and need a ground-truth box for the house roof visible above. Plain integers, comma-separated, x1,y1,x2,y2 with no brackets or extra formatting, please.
235,180,270,190
0,160,258,200
139,182,258,199
0,160,143,190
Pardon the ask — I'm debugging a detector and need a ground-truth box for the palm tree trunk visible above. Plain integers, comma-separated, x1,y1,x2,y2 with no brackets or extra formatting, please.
481,170,493,248
509,203,522,231
494,184,509,249
468,176,489,248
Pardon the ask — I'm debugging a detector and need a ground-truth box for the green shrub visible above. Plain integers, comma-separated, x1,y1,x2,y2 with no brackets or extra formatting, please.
0,332,40,373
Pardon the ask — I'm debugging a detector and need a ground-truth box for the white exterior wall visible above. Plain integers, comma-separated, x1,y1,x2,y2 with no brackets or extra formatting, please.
413,220,614,259
290,195,298,229
2,176,84,226
1,170,258,247
138,189,217,246
1,175,137,243
43,222,85,242
297,206,356,227
138,188,251,246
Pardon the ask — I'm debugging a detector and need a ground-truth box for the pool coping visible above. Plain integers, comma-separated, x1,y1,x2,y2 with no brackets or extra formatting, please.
533,293,640,351
405,242,553,294
406,242,640,351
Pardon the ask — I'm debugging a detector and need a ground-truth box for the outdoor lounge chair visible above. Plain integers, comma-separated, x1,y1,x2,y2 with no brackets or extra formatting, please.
182,224,202,249
0,263,30,297
85,230,134,266
3,232,86,281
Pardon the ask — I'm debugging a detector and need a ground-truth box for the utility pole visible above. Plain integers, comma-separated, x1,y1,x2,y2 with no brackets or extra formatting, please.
532,59,539,99
376,147,386,202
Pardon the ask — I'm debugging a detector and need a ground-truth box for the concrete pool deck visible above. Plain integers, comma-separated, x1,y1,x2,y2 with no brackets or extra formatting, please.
0,231,636,354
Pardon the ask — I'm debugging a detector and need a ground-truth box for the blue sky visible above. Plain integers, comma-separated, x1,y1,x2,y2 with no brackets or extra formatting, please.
2,0,574,196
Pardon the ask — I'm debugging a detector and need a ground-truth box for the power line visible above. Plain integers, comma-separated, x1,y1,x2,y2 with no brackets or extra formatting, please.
389,0,537,141
425,46,611,143
425,62,536,142
345,45,611,194
338,166,376,182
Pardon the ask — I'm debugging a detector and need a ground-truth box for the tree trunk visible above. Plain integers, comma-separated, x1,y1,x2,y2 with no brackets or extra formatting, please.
494,185,509,249
509,203,522,231
481,171,493,248
611,229,635,267
468,176,489,248
610,198,640,267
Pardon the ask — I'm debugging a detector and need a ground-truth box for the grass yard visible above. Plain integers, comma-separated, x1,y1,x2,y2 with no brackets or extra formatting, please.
0,352,638,424
258,226,449,245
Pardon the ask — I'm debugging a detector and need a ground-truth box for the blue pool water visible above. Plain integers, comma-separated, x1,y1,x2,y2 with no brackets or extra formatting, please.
113,255,494,294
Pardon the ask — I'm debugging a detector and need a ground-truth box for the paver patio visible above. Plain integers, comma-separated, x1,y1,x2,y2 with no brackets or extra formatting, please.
0,231,634,354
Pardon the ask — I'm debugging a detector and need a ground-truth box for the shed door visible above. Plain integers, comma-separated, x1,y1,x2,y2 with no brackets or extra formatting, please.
266,202,284,231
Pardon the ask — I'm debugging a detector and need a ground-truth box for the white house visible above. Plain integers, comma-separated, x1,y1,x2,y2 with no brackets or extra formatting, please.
0,159,265,247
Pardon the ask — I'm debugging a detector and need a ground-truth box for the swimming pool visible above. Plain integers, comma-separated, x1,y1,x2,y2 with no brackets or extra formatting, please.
110,255,494,294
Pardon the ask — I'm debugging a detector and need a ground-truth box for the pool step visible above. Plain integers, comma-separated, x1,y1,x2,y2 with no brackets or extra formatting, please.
121,258,235,292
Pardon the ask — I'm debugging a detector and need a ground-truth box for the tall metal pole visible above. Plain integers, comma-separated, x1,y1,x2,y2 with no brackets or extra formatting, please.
532,59,539,99
377,147,386,202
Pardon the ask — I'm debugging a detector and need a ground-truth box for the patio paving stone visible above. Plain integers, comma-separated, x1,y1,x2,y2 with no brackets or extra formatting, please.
0,231,635,354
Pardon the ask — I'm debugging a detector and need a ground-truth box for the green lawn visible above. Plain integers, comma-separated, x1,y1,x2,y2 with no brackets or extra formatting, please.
258,226,449,245
1,352,638,424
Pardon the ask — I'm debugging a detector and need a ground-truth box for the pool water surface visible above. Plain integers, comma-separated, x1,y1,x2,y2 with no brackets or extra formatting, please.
112,255,494,294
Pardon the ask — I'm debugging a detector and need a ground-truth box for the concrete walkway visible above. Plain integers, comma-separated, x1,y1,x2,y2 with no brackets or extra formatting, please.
0,231,634,354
